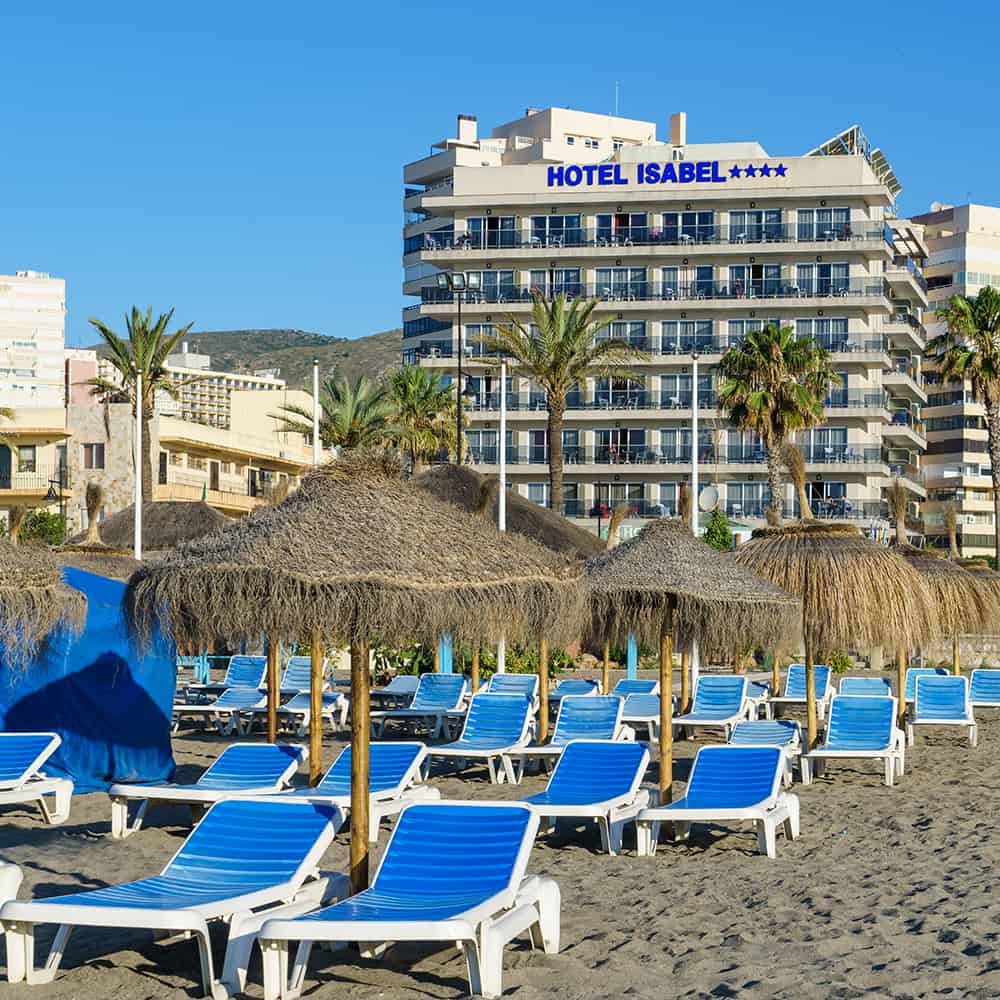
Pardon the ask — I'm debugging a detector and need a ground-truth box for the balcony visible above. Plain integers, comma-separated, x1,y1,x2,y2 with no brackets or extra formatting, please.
883,410,927,449
884,257,929,306
0,464,71,498
157,471,282,514
727,499,888,522
884,310,926,351
883,359,926,403
823,391,890,416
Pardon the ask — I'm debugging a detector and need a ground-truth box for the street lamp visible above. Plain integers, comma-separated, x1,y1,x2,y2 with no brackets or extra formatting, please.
437,271,482,463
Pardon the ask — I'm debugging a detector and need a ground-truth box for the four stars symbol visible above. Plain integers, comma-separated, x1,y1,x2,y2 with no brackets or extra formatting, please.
730,162,788,179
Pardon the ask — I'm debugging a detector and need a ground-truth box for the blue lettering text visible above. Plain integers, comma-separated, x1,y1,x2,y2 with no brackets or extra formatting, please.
564,165,583,186
547,165,564,187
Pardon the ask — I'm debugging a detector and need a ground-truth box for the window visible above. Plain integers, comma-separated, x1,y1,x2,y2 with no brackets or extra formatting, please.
530,214,582,247
612,140,624,151
662,319,713,353
465,430,498,464
562,429,580,462
466,270,515,300
188,456,207,471
798,208,850,241
528,268,581,297
595,375,645,407
796,317,849,351
661,211,715,244
169,452,184,466
17,445,36,473
661,267,680,299
562,482,581,516
583,137,599,149
82,443,105,470
726,318,780,347
596,213,648,245
467,216,516,249
596,428,646,463
729,209,783,242
596,267,647,299
801,426,848,461
660,372,714,407
602,320,646,348
728,264,780,298
795,262,849,296
727,482,770,517
726,430,765,462
659,482,678,515
595,482,644,507
528,429,549,464
565,135,576,145
528,483,550,506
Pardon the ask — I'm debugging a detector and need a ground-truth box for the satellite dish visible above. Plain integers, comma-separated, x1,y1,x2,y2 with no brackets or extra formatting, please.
698,485,719,512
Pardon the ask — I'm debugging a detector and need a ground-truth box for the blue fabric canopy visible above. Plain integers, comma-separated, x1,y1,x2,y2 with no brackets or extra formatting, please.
0,566,176,792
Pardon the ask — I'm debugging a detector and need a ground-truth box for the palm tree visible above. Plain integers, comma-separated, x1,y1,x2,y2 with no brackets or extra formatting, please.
387,366,455,473
86,307,195,503
475,292,646,509
718,323,840,526
273,374,395,450
927,286,1000,563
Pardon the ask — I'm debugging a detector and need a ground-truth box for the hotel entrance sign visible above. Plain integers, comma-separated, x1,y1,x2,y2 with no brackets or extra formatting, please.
546,161,788,187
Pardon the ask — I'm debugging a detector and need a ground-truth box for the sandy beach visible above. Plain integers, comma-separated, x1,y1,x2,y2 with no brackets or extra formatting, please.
3,671,1000,1000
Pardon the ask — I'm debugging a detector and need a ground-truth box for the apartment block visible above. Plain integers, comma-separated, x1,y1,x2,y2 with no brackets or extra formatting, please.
402,109,928,532
913,203,1000,556
0,271,66,409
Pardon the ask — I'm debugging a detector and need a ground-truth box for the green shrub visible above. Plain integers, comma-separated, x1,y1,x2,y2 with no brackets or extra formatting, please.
703,507,733,552
822,650,853,674
20,510,66,546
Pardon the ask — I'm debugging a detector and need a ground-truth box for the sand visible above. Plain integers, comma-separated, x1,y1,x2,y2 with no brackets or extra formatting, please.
3,671,1000,999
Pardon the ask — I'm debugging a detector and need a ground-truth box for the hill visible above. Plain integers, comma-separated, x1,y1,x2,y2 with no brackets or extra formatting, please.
89,327,402,389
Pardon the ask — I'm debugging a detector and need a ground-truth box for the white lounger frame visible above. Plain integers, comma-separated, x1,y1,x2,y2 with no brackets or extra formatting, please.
258,802,559,1000
0,735,73,826
172,695,265,736
906,677,978,748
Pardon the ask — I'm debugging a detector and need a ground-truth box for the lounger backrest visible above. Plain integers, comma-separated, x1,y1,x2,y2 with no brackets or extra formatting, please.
459,694,532,744
163,799,338,889
384,675,420,695
904,667,949,701
825,695,895,750
373,802,537,903
224,655,267,688
484,673,539,701
747,681,770,700
553,679,599,698
970,669,1000,704
551,695,624,745
318,742,425,798
782,664,831,699
685,746,783,808
283,691,340,712
409,673,467,711
622,694,659,719
915,675,971,720
612,679,658,696
212,687,266,709
281,656,315,691
0,732,60,789
547,740,649,803
691,675,747,715
839,677,892,697
728,720,799,748
197,744,305,790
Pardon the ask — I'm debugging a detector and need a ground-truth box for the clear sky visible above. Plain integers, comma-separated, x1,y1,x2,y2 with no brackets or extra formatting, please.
1,0,997,347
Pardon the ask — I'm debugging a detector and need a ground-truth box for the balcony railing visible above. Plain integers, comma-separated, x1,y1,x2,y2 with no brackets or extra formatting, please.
823,391,889,410
421,281,885,306
163,470,279,501
887,256,928,291
0,464,71,493
419,224,889,252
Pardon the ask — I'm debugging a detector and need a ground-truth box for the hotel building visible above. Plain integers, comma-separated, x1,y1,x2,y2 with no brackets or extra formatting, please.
402,109,929,532
913,203,1000,557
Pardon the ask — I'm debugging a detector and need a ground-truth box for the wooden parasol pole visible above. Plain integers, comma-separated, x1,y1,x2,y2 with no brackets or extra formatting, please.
433,640,440,673
349,639,370,894
265,637,279,744
659,607,675,805
471,644,480,693
679,648,690,715
952,636,961,677
896,645,907,728
538,637,549,742
804,637,818,750
602,640,610,695
771,649,781,703
309,631,323,786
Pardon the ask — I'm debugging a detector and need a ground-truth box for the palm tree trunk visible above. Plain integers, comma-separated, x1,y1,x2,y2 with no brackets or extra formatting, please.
988,400,1000,566
547,397,565,511
141,407,154,505
765,443,783,526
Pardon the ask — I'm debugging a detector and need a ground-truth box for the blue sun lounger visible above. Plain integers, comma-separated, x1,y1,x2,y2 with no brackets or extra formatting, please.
427,694,534,784
801,695,905,786
673,676,750,739
370,673,468,739
839,677,893,697
370,675,419,710
746,679,772,719
279,656,329,695
248,690,348,736
172,686,266,735
182,654,267,702
281,742,437,843
728,720,802,785
548,678,601,707
904,666,950,704
108,743,307,839
503,695,628,782
770,664,833,721
258,802,559,1000
907,674,977,747
521,740,650,855
970,668,1000,708
0,733,73,826
636,745,799,858
482,672,540,710
620,693,667,742
1,799,343,998
611,678,659,697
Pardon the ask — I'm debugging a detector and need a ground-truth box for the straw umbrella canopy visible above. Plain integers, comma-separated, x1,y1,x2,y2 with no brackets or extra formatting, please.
896,548,999,675
125,450,585,893
585,517,802,803
0,539,86,668
66,501,229,552
734,522,940,740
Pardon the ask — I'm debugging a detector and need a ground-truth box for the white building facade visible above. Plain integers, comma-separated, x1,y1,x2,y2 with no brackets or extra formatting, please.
403,109,928,533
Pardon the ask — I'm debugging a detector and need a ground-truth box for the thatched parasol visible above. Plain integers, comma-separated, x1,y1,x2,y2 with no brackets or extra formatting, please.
0,539,86,667
59,550,148,582
124,450,585,894
897,547,999,674
734,522,940,740
66,501,229,552
413,465,604,560
585,517,801,803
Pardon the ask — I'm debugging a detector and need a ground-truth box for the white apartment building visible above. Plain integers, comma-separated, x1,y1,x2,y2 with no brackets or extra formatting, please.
0,271,67,409
913,203,1000,557
402,109,928,531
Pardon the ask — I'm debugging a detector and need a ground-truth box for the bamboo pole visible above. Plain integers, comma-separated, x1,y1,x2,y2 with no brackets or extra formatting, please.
952,636,961,677
602,640,610,696
538,638,549,742
265,638,279,744
659,613,674,804
896,646,907,728
349,640,370,894
771,650,781,703
471,644,480,693
680,648,690,715
309,631,323,786
805,638,818,750
433,641,440,673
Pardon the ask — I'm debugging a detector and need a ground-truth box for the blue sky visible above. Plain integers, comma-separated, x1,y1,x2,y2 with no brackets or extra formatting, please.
1,0,997,347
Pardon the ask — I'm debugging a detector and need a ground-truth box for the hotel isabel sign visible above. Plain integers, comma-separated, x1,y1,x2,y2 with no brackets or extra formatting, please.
547,161,789,187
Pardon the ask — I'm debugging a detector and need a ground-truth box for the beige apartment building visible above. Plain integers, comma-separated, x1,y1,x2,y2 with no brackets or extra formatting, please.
914,203,1000,557
0,271,66,410
403,109,928,533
